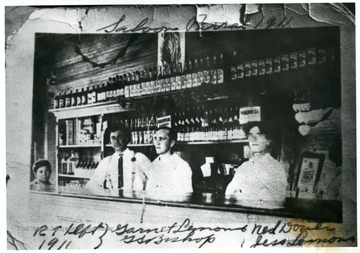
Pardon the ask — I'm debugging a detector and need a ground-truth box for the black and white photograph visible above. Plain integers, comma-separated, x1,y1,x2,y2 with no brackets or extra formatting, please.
5,3,357,250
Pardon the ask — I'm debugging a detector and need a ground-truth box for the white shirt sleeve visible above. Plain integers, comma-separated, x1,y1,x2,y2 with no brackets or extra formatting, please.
84,157,110,193
177,160,193,194
133,152,151,191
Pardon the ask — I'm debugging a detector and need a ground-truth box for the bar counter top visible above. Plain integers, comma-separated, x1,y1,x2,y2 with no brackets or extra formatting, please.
30,187,342,223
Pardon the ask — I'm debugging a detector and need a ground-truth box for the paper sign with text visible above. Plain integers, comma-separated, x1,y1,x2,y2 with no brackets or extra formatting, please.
240,106,261,124
157,115,172,128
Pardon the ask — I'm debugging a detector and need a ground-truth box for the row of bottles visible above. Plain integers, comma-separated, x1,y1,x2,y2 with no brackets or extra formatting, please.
59,152,99,175
229,47,335,81
107,104,246,145
174,105,246,142
53,53,225,109
108,115,157,145
60,159,99,174
53,46,334,109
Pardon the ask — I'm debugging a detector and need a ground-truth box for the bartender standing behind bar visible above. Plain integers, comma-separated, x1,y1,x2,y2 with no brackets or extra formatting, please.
146,127,193,200
225,122,287,208
85,124,151,194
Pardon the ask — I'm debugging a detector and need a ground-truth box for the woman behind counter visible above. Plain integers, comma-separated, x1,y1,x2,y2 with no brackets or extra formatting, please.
225,122,288,208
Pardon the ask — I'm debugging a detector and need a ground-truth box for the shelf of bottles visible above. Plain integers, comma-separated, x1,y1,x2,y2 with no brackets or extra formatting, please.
104,103,248,148
58,149,99,184
53,46,335,110
174,104,247,142
58,116,102,147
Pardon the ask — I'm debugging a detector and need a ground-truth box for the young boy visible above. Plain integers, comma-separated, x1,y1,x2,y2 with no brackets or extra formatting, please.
30,159,52,188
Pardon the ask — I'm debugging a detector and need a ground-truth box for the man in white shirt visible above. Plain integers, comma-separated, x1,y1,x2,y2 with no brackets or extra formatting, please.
146,127,193,200
85,124,151,195
225,122,288,208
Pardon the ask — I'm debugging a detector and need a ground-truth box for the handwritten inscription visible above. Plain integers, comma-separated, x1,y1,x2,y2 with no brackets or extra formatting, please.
97,13,293,33
97,15,178,33
250,221,356,248
33,218,247,249
32,219,355,249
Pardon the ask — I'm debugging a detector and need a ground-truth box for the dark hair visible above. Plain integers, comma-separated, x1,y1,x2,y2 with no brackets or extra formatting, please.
33,159,52,174
156,126,177,141
106,123,131,144
245,122,274,140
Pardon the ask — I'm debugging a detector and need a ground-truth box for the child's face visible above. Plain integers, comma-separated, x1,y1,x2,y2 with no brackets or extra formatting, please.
36,166,51,183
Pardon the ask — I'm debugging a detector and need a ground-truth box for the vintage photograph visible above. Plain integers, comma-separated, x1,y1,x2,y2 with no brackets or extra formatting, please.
6,3,356,250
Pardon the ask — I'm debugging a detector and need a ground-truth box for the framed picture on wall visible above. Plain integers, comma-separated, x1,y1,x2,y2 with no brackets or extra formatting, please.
296,152,325,196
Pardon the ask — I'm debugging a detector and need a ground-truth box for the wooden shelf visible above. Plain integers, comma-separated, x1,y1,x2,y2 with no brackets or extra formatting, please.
177,140,248,145
50,101,134,119
59,144,101,148
105,139,248,148
58,174,90,179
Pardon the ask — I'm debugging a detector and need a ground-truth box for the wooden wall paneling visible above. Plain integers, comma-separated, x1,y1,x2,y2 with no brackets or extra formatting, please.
48,33,157,90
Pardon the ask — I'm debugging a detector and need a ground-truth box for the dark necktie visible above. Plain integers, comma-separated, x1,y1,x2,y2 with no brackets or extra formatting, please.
118,154,123,189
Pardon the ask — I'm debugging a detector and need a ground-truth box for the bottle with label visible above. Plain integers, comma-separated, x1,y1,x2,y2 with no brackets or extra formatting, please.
134,71,141,97
298,49,307,68
65,90,71,107
161,65,169,93
87,86,93,105
216,53,224,84
67,152,76,175
53,92,59,109
181,62,188,90
129,72,136,98
258,58,266,76
230,50,238,81
307,46,317,66
194,106,202,141
146,67,153,94
201,106,210,141
58,92,65,108
233,106,240,139
119,75,125,98
139,69,147,96
61,154,68,174
251,52,258,77
244,51,252,78
197,58,204,86
289,51,298,70
176,110,184,142
82,87,88,105
184,107,191,141
156,66,163,94
176,62,182,90
226,106,234,140
237,51,245,80
281,53,290,72
76,89,81,106
105,78,112,101
265,55,273,75
179,62,188,90
210,55,218,85
71,89,78,107
273,53,281,74
122,74,128,98
184,60,197,89
203,56,211,84
190,59,197,88
115,75,121,98
170,63,177,91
